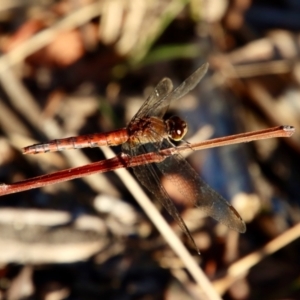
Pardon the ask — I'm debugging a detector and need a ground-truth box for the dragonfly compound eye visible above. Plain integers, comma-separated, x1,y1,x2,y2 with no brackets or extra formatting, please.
166,116,188,141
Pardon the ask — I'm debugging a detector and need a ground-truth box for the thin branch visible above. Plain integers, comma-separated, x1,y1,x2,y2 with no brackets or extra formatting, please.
213,222,300,295
0,125,294,196
101,147,221,300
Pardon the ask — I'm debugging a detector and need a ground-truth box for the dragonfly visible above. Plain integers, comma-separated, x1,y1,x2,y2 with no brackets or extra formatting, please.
23,63,246,251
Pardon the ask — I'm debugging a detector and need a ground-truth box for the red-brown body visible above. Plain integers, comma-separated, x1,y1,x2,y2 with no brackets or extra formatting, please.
23,128,129,154
22,116,171,155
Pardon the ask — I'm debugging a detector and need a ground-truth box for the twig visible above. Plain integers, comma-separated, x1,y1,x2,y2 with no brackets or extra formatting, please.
213,222,300,295
101,146,222,300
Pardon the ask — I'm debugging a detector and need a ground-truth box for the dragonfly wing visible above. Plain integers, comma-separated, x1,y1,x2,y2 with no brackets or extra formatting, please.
132,63,208,121
132,77,173,121
123,141,200,252
150,62,209,118
133,157,200,252
157,141,246,233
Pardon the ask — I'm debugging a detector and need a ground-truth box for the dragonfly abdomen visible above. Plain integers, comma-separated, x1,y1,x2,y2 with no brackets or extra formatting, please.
23,128,129,154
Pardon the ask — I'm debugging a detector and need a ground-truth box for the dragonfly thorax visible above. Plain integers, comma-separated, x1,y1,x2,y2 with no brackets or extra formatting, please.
165,115,188,141
126,116,168,145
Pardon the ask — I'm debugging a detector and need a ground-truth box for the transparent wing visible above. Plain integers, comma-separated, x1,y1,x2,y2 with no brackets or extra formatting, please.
132,77,173,121
132,63,209,121
149,63,209,119
157,140,246,233
123,140,200,252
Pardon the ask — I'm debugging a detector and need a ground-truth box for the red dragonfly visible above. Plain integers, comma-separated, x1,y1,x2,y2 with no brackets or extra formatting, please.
23,63,246,250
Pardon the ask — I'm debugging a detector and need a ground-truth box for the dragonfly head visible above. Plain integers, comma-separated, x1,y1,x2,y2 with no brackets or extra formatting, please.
166,116,188,141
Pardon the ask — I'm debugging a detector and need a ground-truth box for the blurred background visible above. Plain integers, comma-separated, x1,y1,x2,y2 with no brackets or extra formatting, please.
0,0,299,299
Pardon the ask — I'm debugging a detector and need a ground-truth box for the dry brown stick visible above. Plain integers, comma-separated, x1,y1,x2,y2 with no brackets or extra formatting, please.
213,222,300,295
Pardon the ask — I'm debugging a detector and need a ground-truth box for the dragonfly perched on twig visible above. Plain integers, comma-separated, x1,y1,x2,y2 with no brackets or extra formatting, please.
6,63,293,252
21,63,246,251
